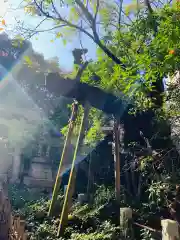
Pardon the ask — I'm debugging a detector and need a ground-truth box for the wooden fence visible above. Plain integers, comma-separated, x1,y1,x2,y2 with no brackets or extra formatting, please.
9,216,27,240
0,183,27,240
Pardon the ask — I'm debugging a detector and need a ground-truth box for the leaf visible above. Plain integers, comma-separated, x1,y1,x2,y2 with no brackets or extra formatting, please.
69,7,79,22
24,5,37,15
0,28,4,31
50,39,54,43
24,56,33,66
62,39,67,46
66,0,74,4
12,40,18,48
56,32,63,38
13,35,25,47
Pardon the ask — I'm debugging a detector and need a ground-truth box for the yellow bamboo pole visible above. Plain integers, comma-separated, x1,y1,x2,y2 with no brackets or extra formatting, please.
48,100,79,216
57,107,87,236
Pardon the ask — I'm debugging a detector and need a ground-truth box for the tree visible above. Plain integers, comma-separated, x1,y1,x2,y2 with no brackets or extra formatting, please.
18,1,179,136
8,2,180,233
13,1,180,180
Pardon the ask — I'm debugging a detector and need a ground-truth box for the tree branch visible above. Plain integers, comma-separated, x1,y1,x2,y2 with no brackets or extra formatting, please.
51,0,63,19
33,0,126,68
118,0,123,30
21,24,67,35
33,0,95,40
75,0,94,23
94,0,100,23
144,0,153,14
92,30,126,69
76,61,89,81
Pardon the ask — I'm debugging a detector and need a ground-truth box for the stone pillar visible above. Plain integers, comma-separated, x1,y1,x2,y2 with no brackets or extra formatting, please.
161,219,179,240
120,208,133,238
78,193,87,205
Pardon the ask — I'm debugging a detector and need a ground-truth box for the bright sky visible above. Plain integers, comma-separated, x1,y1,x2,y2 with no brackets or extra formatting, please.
0,0,97,71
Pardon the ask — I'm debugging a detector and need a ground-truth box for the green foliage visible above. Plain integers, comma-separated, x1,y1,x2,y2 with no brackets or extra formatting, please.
21,0,180,145
84,108,105,146
140,228,156,240
94,185,115,207
8,184,45,209
71,221,120,240
28,220,62,240
10,184,122,240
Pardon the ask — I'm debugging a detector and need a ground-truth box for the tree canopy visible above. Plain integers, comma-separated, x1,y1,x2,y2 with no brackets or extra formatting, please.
14,0,180,147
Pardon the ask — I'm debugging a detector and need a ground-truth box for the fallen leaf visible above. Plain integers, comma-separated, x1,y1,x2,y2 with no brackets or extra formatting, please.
1,19,5,25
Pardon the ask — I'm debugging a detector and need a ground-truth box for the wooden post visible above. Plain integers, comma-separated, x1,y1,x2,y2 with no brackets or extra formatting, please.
120,207,133,239
101,118,121,202
161,219,180,240
86,152,93,200
113,117,121,203
19,220,26,238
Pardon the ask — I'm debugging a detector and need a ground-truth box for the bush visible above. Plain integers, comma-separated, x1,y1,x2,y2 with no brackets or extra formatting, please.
71,221,120,240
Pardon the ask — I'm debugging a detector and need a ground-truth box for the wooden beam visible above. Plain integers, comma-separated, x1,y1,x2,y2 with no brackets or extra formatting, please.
113,118,121,203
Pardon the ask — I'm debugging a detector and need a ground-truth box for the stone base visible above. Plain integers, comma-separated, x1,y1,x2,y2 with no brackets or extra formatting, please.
23,176,54,188
78,193,88,205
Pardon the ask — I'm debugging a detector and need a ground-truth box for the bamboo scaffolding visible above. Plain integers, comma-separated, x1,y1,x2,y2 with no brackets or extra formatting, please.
57,105,89,236
48,100,79,216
